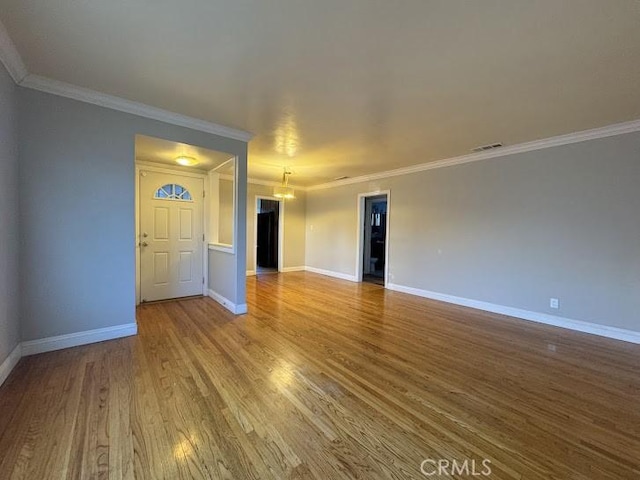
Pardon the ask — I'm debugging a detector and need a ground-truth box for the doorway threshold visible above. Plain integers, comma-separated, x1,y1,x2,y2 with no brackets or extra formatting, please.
363,274,384,286
256,267,278,275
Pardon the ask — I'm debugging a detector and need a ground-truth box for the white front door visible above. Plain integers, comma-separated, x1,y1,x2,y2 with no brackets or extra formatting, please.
139,171,204,302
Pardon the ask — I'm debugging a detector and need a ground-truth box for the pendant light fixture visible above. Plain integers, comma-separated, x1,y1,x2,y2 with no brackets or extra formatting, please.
273,168,295,199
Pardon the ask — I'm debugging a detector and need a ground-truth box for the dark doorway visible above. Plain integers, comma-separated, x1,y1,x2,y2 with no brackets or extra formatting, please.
362,195,387,285
256,199,280,273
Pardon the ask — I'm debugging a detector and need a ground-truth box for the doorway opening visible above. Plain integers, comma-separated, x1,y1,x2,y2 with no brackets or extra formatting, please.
255,197,282,274
134,134,237,305
357,192,389,286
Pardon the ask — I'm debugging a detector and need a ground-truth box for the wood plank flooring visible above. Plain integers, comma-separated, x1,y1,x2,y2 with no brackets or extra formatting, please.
1,272,639,479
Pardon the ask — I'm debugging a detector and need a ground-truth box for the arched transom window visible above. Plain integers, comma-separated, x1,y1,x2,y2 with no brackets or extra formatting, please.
154,184,193,201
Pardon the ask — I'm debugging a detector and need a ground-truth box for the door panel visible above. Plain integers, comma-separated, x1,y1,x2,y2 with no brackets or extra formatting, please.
154,207,169,239
179,251,193,282
153,252,169,285
179,208,193,240
140,171,204,302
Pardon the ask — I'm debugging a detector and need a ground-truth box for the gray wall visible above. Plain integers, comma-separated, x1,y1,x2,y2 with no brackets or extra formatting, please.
208,249,237,303
306,132,640,332
0,63,20,364
19,88,247,341
246,183,306,271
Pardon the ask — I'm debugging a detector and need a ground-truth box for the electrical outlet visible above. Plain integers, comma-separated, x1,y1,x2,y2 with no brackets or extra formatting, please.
550,298,559,309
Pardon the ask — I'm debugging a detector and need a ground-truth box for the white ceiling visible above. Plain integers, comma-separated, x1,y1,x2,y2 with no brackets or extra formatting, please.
135,135,234,172
1,1,639,187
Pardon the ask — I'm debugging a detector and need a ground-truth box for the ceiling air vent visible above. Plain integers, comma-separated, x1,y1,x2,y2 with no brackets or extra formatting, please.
471,142,503,153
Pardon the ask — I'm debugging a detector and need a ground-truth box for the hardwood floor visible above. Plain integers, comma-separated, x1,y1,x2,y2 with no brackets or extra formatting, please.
1,272,639,479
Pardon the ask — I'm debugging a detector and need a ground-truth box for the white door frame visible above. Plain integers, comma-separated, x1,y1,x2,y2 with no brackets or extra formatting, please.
254,195,284,273
356,190,391,287
135,162,209,305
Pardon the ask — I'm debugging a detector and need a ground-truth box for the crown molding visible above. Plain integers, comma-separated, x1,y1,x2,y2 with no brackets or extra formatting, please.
308,118,640,191
19,74,254,142
246,176,307,190
0,19,28,83
1,17,251,142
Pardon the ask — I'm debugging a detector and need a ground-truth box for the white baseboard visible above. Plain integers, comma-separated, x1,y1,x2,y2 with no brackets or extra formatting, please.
387,283,640,345
21,323,138,356
304,266,358,282
208,289,247,314
281,266,306,273
247,267,304,275
0,343,22,388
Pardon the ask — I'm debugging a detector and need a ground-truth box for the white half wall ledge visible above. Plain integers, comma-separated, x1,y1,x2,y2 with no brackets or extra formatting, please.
304,266,358,282
208,289,248,314
0,344,23,388
386,283,640,345
21,323,138,356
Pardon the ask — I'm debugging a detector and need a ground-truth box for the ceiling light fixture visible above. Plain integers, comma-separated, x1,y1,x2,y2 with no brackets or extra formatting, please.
273,168,295,199
175,155,198,166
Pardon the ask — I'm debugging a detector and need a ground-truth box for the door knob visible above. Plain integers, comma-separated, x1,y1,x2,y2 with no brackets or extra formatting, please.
140,241,149,247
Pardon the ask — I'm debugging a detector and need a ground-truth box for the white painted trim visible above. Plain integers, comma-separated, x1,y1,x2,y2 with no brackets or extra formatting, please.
387,283,640,345
5,15,639,191
308,118,640,191
1,19,250,148
246,270,256,276
305,266,358,282
247,177,306,191
0,19,27,83
135,165,141,305
254,196,284,273
208,289,247,314
20,74,253,142
209,243,234,254
231,157,240,255
281,266,305,273
0,344,22,388
356,191,391,287
212,157,236,174
202,171,211,292
21,323,138,356
208,156,239,255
